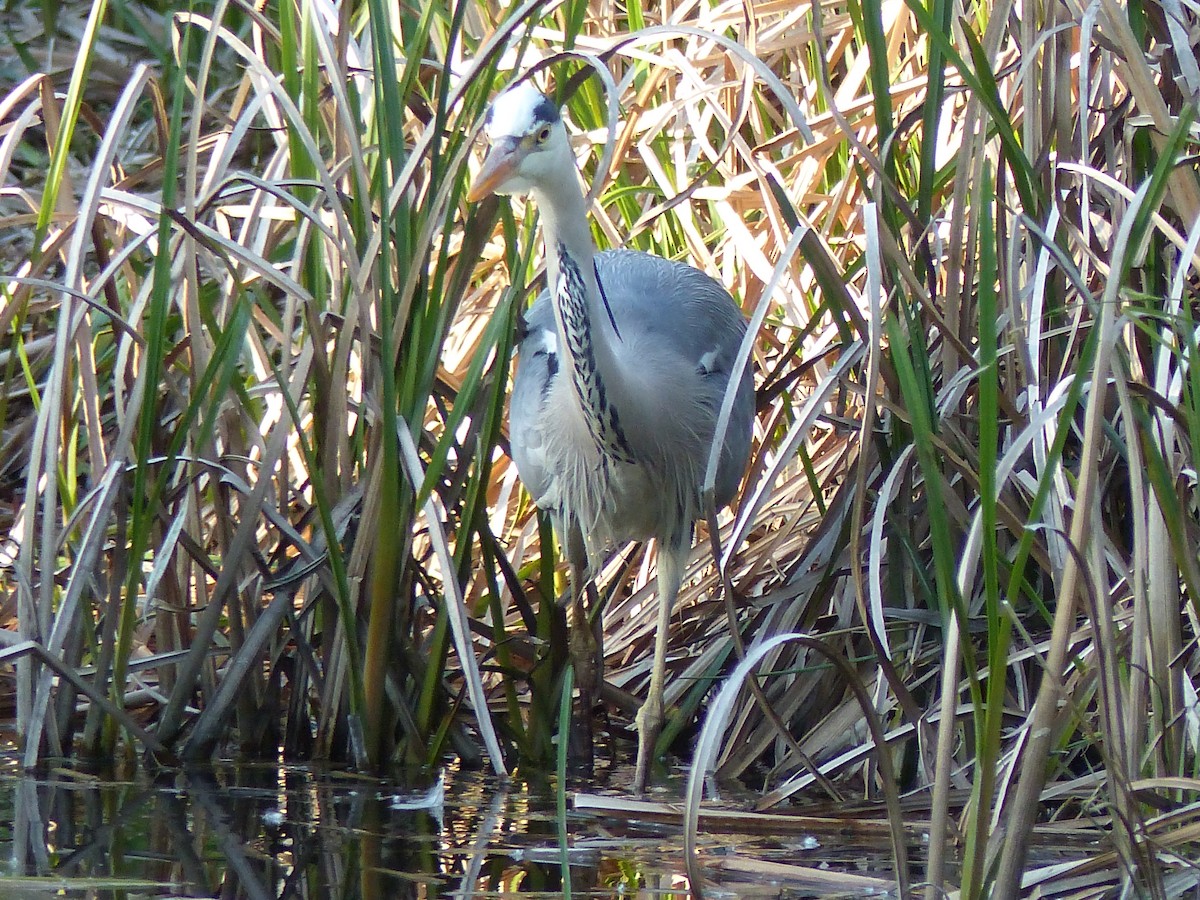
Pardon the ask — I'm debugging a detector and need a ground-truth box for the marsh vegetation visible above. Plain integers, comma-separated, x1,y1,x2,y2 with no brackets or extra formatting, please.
1,0,1199,896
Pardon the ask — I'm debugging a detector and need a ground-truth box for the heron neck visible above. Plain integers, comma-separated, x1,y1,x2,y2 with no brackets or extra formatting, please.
534,184,634,466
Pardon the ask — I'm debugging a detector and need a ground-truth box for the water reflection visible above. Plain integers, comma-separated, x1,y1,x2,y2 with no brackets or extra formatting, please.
0,758,896,898
0,761,688,898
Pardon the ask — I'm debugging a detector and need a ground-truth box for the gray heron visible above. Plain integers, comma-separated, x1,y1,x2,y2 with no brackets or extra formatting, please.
468,82,754,791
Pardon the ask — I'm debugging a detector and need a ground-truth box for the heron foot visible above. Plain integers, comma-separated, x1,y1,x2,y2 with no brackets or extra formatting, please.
565,658,596,771
632,695,664,794
566,691,595,771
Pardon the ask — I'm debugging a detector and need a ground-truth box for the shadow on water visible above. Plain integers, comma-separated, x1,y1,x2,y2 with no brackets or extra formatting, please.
0,752,904,899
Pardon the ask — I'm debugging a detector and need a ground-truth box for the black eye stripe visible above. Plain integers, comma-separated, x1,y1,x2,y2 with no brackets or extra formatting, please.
531,94,560,125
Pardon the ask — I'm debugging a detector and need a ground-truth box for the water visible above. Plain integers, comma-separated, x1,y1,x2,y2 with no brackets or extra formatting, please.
0,755,901,898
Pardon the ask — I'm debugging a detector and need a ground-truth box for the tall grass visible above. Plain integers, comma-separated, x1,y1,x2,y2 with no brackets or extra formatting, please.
2,0,1200,896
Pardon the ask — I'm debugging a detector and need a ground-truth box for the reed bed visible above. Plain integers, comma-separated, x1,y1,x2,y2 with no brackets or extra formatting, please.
1,0,1199,896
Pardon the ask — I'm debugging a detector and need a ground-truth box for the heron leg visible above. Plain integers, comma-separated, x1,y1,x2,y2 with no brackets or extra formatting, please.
551,521,598,770
633,539,686,793
566,556,597,772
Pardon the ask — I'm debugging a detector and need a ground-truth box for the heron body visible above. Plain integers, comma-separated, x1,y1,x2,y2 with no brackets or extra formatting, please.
514,249,752,552
470,83,754,791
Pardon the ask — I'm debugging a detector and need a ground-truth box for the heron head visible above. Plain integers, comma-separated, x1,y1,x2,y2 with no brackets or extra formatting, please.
468,83,571,202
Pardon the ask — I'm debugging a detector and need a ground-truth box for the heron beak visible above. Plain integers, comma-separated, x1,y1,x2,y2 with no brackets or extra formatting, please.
468,139,523,202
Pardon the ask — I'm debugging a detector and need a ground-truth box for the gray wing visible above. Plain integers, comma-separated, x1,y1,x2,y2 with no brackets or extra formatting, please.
509,248,755,514
591,249,755,508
